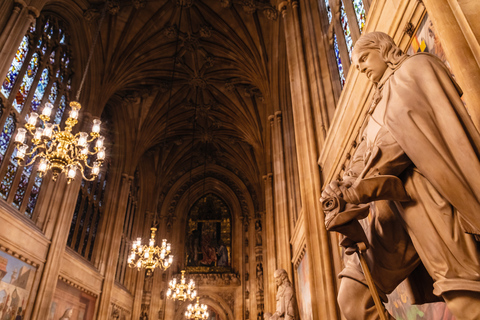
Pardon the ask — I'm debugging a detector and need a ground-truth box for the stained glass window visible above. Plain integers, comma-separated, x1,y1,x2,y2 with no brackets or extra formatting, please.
12,53,39,113
1,36,29,99
30,68,50,112
352,0,366,32
0,15,73,218
186,193,232,273
321,0,368,89
0,115,15,164
54,95,66,124
333,35,346,87
67,111,112,262
324,0,332,23
340,1,354,58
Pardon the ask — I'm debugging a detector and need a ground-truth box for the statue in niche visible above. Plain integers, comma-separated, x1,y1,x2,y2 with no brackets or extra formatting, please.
256,263,264,292
255,220,262,246
59,308,73,320
264,269,296,320
320,32,480,320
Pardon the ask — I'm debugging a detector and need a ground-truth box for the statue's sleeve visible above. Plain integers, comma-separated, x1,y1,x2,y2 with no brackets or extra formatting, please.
342,138,367,183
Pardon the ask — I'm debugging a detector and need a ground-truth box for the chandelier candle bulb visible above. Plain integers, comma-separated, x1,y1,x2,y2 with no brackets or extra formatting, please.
92,119,101,134
43,123,53,138
67,165,77,180
97,147,106,160
33,128,43,141
14,128,26,144
69,106,79,120
92,162,100,176
17,145,28,159
42,102,53,118
27,112,38,127
38,159,48,173
78,132,88,147
96,136,105,148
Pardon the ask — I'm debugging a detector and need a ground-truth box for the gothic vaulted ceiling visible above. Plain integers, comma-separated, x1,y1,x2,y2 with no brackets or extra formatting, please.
55,0,289,213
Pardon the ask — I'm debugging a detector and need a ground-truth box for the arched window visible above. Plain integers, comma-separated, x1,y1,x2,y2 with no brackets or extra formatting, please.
67,111,112,262
185,193,231,273
0,15,72,218
322,0,368,88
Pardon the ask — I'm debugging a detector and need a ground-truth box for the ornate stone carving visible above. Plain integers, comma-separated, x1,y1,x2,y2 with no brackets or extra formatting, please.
132,0,146,9
176,0,194,7
164,24,178,39
200,25,213,38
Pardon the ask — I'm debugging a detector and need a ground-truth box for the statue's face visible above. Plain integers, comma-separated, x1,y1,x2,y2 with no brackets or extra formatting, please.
352,48,388,84
275,275,282,286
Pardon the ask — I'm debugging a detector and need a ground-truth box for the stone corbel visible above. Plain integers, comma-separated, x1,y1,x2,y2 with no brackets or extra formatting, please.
278,1,288,18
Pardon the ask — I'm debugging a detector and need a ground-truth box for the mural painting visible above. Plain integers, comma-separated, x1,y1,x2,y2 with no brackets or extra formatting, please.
385,281,455,320
0,251,36,320
186,194,231,273
296,251,313,320
408,13,450,72
49,280,96,320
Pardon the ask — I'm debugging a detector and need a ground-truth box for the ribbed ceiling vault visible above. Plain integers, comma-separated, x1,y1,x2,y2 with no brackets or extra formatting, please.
63,0,287,213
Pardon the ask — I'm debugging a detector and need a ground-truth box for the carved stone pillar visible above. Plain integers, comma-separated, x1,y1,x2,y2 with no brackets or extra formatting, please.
262,173,275,312
422,0,480,130
97,173,133,319
269,113,292,278
279,2,338,319
31,176,83,319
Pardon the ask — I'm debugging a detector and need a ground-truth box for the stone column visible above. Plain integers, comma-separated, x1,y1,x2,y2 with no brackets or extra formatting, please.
96,174,133,319
279,2,338,319
262,173,275,312
31,176,83,319
422,0,480,129
269,113,292,278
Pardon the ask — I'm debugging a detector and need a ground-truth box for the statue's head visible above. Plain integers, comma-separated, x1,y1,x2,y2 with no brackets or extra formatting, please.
274,269,288,287
61,308,73,318
352,32,406,84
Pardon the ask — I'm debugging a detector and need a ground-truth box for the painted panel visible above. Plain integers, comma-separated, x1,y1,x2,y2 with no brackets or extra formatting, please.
385,281,455,320
49,280,96,320
0,250,36,320
296,251,313,320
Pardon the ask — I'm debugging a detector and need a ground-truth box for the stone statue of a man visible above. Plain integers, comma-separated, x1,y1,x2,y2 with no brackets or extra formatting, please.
264,269,296,320
321,31,480,320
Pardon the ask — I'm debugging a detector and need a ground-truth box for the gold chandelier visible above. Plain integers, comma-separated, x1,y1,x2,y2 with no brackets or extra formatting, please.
167,270,196,301
14,101,105,183
185,297,209,320
14,5,108,184
128,227,173,273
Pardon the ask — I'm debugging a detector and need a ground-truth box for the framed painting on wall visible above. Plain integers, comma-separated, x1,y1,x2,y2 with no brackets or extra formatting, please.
0,250,36,320
295,251,313,320
49,279,96,320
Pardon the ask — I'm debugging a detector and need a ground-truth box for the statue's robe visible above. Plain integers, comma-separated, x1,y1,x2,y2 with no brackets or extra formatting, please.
339,53,480,302
384,53,480,238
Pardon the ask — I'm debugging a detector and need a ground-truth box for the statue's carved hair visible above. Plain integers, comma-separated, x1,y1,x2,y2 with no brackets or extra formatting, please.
353,32,407,69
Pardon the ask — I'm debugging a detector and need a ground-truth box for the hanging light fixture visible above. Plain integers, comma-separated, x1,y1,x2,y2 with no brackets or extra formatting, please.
167,270,196,301
13,5,108,184
128,223,173,273
185,297,209,320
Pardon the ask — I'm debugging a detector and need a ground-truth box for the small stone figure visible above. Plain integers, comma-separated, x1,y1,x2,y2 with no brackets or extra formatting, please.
256,263,264,292
264,269,296,320
59,308,73,320
255,220,262,246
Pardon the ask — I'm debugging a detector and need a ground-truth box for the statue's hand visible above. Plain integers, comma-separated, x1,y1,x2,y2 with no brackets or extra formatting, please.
320,180,352,203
